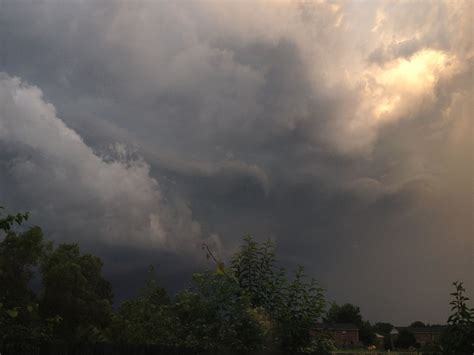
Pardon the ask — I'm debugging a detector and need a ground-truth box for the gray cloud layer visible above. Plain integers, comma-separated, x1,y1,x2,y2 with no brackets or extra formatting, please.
0,0,472,324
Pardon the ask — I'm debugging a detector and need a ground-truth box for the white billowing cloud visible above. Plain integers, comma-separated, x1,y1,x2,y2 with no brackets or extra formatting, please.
0,73,203,250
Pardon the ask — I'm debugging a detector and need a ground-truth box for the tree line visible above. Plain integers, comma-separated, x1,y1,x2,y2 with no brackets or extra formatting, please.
0,206,473,354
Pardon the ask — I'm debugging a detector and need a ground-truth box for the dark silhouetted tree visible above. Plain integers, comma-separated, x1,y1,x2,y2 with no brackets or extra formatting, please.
110,267,176,346
40,243,113,342
0,207,57,349
374,322,394,335
325,303,362,324
173,270,265,352
395,329,418,349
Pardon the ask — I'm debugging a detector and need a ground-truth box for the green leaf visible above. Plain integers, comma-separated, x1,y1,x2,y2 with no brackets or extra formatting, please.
7,309,18,318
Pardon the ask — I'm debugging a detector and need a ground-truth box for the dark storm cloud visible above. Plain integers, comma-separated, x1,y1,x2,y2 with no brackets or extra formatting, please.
0,0,472,324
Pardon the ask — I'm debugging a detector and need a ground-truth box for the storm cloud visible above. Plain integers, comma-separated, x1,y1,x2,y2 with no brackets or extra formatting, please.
0,0,472,324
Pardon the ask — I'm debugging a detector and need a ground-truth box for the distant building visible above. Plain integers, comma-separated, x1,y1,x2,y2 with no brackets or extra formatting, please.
390,328,399,349
390,325,446,348
313,323,360,349
396,326,445,346
374,333,385,349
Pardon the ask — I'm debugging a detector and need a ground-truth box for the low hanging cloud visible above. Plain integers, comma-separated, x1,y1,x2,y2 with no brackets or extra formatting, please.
0,73,203,251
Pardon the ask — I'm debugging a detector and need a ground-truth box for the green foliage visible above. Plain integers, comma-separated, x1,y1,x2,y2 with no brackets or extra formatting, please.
40,243,114,343
374,322,394,335
1,209,330,352
173,270,265,351
4,205,474,355
419,340,443,354
0,206,29,234
230,235,327,352
0,207,57,348
273,266,326,352
325,303,362,325
439,281,474,355
301,331,337,353
110,267,176,346
0,206,39,311
395,329,418,349
359,320,376,346
231,235,278,310
0,226,47,308
410,320,426,327
447,281,473,327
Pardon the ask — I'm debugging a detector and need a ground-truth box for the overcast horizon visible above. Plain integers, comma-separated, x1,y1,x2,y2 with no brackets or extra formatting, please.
0,0,472,325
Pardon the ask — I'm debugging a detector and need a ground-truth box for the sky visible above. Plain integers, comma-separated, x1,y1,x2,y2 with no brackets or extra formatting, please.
0,0,472,325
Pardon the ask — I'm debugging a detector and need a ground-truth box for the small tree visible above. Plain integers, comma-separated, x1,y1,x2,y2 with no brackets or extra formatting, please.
440,281,474,354
231,236,278,311
273,266,326,352
204,235,328,352
448,281,473,327
173,270,265,352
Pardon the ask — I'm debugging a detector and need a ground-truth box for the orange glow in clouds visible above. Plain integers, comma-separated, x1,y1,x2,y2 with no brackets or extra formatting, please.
362,49,460,126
